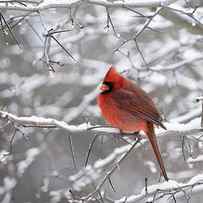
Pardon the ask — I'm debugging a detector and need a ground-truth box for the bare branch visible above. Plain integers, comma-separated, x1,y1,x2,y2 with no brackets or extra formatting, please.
115,7,162,52
160,6,203,35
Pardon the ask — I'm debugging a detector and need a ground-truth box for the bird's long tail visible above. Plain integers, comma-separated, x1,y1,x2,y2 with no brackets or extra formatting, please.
146,122,169,181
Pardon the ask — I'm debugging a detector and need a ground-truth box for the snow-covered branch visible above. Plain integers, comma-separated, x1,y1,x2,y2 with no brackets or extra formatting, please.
0,110,202,136
86,0,177,8
116,174,203,202
65,115,203,199
1,0,203,202
0,109,202,135
160,7,203,35
0,0,177,11
0,110,93,132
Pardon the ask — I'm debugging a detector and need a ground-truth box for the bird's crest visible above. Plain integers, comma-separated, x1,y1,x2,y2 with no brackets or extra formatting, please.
103,66,121,83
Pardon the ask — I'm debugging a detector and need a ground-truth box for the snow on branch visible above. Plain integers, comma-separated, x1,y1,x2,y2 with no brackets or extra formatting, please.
0,109,203,135
0,0,80,11
0,109,203,202
86,0,177,8
65,115,203,201
0,110,93,132
67,124,203,202
0,109,202,136
0,0,177,11
160,6,203,35
116,174,203,203
70,138,141,201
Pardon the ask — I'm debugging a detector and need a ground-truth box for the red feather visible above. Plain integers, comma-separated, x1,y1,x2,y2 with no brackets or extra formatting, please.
97,66,168,181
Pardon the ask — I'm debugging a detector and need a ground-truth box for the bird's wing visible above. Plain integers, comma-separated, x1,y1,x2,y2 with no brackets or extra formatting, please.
112,88,166,129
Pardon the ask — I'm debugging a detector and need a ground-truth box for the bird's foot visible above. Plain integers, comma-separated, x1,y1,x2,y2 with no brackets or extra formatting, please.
133,131,142,141
112,133,122,139
111,130,130,144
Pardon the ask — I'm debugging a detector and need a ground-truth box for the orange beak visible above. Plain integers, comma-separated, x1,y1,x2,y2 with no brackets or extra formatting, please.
99,83,109,93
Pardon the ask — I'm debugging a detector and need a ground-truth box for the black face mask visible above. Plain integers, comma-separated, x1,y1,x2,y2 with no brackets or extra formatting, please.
101,81,113,94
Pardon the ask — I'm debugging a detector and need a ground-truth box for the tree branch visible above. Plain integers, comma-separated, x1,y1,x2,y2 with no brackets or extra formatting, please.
116,174,203,202
0,0,177,11
160,6,203,35
0,110,202,135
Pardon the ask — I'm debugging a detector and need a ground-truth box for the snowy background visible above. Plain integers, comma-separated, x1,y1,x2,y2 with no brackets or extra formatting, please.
0,0,203,202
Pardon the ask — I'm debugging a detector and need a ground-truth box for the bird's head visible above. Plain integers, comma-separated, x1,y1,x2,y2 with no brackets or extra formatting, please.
100,66,124,94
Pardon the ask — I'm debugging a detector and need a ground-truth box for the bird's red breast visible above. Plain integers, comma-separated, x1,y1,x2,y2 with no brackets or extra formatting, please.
97,66,165,133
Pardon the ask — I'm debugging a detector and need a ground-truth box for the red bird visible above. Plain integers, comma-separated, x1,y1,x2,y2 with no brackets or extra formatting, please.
97,66,168,181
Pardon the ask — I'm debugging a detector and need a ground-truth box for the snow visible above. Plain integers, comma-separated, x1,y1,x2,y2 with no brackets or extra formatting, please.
94,144,131,169
41,178,49,192
187,155,203,163
148,180,181,191
17,148,40,177
0,151,9,163
172,107,202,123
144,161,157,173
147,72,167,85
20,75,47,93
116,174,203,202
176,74,199,90
156,118,201,133
39,0,79,8
69,166,100,191
1,193,11,203
49,190,62,203
1,0,203,202
188,174,203,185
3,177,17,192
116,180,181,203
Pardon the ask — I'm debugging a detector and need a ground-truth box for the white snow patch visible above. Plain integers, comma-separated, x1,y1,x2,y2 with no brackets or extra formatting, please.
188,174,203,185
17,148,40,176
187,154,203,163
145,161,157,173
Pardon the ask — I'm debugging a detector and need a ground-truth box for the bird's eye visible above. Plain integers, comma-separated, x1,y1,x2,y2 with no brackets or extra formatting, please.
100,81,113,94
100,83,109,92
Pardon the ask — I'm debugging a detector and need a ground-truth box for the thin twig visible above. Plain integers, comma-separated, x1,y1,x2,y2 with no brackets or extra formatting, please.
50,35,78,62
67,134,77,170
85,133,100,167
115,7,162,52
134,38,148,67
105,7,119,38
0,12,21,47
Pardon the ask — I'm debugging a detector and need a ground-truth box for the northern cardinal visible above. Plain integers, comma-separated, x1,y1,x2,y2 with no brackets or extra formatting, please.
97,66,168,181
